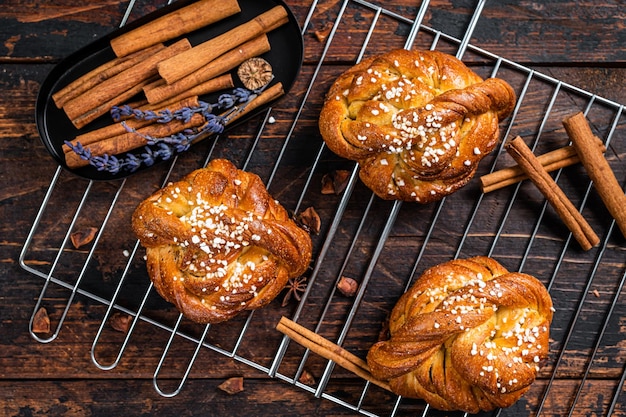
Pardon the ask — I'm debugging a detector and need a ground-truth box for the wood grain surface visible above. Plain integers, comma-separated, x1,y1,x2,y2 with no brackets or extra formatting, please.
1,0,625,416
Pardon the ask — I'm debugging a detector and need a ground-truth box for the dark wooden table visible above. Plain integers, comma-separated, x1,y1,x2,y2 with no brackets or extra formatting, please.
2,0,625,416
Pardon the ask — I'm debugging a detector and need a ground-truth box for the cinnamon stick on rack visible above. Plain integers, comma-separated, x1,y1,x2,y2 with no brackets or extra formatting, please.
505,136,599,251
480,137,606,193
110,0,241,57
156,5,288,84
563,112,626,238
276,317,391,392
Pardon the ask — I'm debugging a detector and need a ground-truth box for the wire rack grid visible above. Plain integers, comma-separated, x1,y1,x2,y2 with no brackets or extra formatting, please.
19,0,626,416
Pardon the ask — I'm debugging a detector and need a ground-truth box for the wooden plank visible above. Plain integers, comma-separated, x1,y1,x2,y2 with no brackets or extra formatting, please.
1,378,624,416
0,1,624,63
0,0,164,59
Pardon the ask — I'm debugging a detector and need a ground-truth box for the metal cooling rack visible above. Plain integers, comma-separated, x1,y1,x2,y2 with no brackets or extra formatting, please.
20,0,626,416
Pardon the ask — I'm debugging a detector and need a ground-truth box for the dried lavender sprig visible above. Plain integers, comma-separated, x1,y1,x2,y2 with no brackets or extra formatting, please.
64,140,177,174
113,87,258,153
67,86,266,175
110,87,253,123
119,118,220,153
63,118,222,174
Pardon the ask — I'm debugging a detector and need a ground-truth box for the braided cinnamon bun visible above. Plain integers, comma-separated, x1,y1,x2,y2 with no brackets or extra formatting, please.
319,49,516,203
132,159,312,323
367,256,553,413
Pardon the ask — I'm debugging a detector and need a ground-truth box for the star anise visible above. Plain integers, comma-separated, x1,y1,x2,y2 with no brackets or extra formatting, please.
281,276,308,307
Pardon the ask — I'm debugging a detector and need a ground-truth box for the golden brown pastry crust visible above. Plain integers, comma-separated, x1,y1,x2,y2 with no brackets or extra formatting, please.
319,49,516,203
132,159,312,323
366,256,553,413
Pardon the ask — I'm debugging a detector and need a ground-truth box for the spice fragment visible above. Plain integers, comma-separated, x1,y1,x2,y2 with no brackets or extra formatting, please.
110,312,132,333
70,227,98,249
337,276,358,297
314,22,333,42
218,376,244,394
282,276,308,307
32,307,51,333
298,369,316,386
321,170,350,195
297,206,321,235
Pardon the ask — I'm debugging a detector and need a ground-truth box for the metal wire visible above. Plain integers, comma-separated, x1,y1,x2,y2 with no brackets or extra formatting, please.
20,0,626,416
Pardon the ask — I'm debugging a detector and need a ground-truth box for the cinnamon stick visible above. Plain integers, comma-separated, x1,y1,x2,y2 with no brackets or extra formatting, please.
220,82,284,125
563,112,626,238
66,119,153,153
51,44,165,109
157,5,288,84
62,96,200,153
144,72,235,105
276,317,391,392
65,113,205,169
481,137,606,193
145,35,270,104
187,82,284,147
110,0,241,57
69,75,158,130
505,136,599,251
63,38,192,128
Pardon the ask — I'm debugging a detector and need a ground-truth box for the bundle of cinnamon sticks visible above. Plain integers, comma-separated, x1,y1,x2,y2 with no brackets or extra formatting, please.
55,0,289,170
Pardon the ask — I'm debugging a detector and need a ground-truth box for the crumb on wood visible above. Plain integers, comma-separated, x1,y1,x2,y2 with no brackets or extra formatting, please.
218,376,244,394
110,312,132,333
321,170,350,195
32,307,51,333
298,369,316,386
296,206,321,235
314,22,333,42
70,227,98,249
337,276,358,297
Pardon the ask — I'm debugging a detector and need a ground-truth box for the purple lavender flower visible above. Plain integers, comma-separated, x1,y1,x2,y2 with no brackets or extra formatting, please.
71,86,262,175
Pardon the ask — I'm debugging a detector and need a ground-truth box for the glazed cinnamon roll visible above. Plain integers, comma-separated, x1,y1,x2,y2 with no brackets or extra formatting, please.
132,158,312,323
367,256,553,413
319,49,516,203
